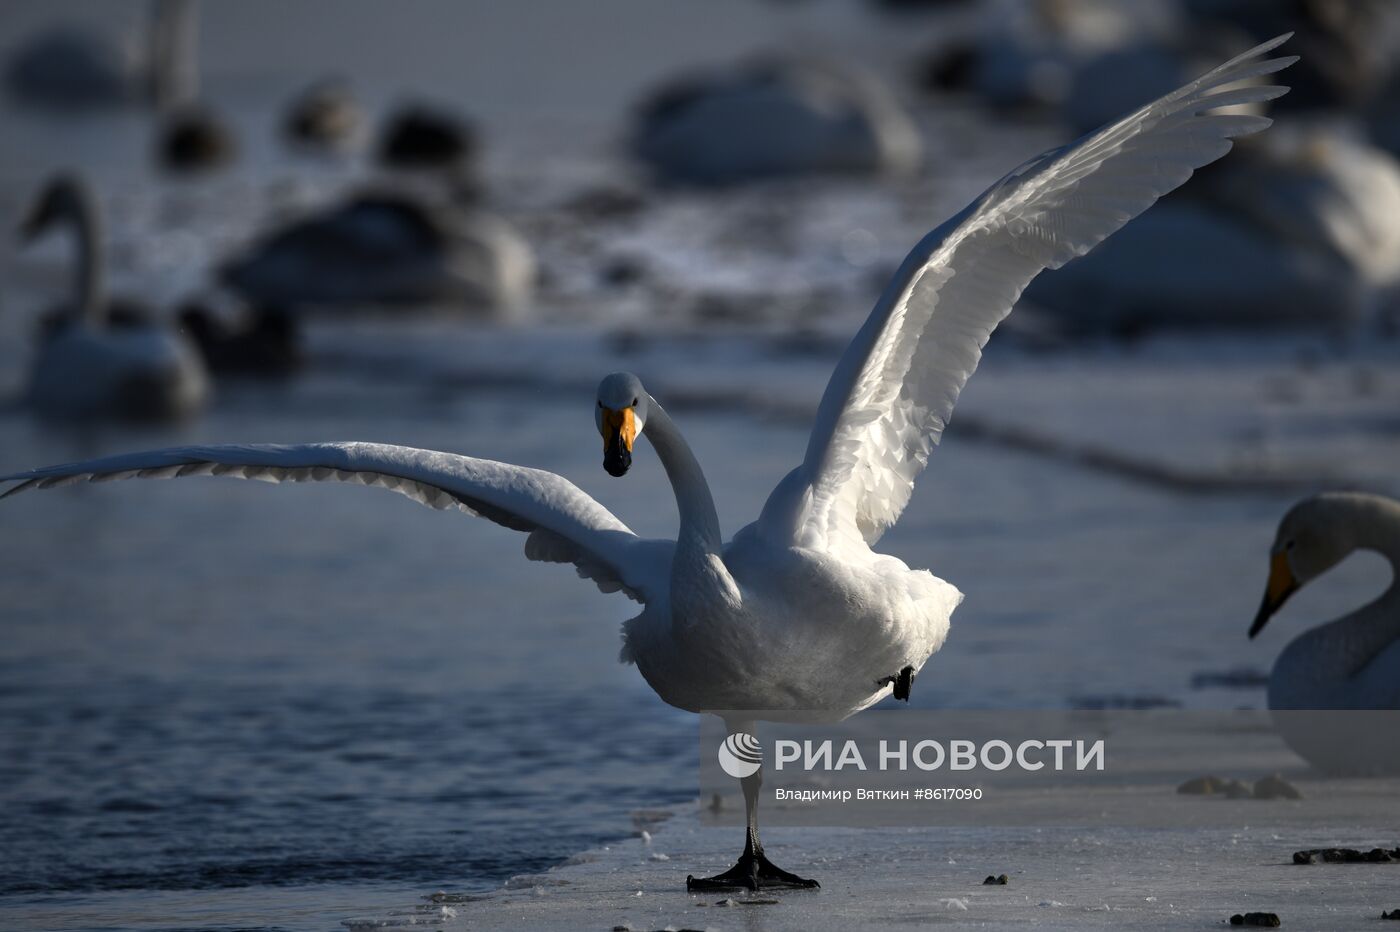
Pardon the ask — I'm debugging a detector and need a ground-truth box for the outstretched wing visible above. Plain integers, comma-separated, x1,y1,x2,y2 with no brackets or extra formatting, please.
774,35,1295,553
0,442,672,602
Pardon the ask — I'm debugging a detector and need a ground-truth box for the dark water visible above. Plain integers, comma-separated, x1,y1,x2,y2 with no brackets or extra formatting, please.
0,675,691,898
0,387,710,930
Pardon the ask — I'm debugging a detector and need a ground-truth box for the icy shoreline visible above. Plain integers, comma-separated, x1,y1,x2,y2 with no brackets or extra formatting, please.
351,798,1400,931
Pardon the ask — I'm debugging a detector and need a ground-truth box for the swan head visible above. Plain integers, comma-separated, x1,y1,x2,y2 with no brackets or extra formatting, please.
1250,493,1357,639
595,372,648,478
19,174,89,243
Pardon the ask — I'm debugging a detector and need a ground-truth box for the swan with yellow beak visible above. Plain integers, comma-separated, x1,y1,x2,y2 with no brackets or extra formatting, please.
597,374,641,477
0,36,1295,890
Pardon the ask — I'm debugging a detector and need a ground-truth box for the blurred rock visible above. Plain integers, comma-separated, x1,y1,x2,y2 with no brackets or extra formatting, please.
1294,847,1399,864
1252,774,1301,800
1221,779,1253,799
1177,775,1224,794
632,56,921,186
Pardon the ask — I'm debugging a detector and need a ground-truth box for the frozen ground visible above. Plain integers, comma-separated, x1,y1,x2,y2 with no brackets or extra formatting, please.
353,819,1400,931
341,716,1400,931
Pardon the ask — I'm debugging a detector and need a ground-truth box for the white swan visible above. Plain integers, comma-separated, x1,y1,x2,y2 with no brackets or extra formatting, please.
5,0,197,110
633,56,921,186
0,37,1294,888
218,189,534,314
1249,492,1400,773
17,174,208,421
1027,125,1400,332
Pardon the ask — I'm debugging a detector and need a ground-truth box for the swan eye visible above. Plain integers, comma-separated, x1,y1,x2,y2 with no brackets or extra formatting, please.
631,397,638,406
1285,540,1295,551
597,401,603,408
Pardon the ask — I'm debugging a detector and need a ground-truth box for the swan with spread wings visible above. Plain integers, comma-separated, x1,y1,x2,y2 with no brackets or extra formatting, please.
1,36,1294,891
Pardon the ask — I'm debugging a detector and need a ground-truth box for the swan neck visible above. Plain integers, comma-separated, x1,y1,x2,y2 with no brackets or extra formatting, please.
1347,497,1400,585
1313,497,1400,678
65,187,105,326
642,396,721,554
149,0,198,108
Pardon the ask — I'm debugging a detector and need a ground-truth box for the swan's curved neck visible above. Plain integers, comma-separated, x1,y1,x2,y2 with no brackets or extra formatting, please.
149,0,198,108
1314,498,1400,678
59,186,105,327
642,395,722,556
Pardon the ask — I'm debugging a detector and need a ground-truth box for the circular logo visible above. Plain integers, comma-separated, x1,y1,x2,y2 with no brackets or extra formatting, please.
718,732,762,779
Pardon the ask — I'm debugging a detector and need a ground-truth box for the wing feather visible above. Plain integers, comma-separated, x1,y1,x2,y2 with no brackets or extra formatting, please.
0,442,672,602
771,35,1295,551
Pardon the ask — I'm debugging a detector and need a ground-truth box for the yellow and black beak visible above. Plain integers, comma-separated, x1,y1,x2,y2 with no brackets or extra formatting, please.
1249,550,1299,639
600,406,636,477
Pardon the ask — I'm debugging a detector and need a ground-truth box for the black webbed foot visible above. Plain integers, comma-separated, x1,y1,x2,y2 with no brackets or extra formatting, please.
876,664,916,702
686,849,820,891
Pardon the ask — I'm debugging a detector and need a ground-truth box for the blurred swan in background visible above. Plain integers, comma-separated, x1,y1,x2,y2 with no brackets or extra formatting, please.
1025,125,1400,333
920,0,1187,114
632,56,921,186
143,2,235,175
922,0,1400,127
176,297,302,378
284,79,363,154
156,104,236,174
3,0,235,173
5,0,197,110
1250,492,1400,773
219,189,534,314
0,38,1293,887
376,103,477,177
17,175,208,421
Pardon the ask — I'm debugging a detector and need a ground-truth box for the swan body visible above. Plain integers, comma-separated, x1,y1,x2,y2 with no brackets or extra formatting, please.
285,80,363,153
624,525,959,715
377,104,477,175
220,191,533,313
157,105,235,174
1249,492,1400,773
1251,494,1400,706
5,0,197,110
633,56,921,186
18,175,207,421
1026,126,1400,331
177,301,302,377
2,37,1295,885
924,0,1184,113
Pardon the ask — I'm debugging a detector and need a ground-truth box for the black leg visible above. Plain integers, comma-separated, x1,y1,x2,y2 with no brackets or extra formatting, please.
687,763,820,892
876,664,916,702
